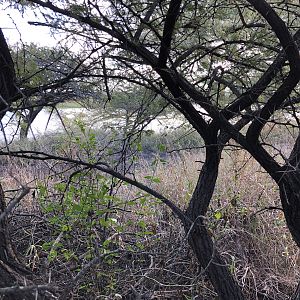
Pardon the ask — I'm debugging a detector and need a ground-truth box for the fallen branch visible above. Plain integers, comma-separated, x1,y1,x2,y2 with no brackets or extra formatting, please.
0,284,59,295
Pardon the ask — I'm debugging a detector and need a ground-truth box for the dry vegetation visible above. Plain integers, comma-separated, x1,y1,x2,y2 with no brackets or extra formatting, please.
1,136,299,299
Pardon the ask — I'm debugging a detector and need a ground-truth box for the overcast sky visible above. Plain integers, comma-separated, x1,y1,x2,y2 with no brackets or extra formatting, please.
1,6,57,46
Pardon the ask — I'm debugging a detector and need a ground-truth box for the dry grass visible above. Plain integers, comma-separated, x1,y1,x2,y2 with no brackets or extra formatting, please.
120,149,300,299
1,146,299,299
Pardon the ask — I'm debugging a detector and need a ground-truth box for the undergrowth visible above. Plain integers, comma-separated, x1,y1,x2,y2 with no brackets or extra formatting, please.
0,124,300,300
0,128,299,299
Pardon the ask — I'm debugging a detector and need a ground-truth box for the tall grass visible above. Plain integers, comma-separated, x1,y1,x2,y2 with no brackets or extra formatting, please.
131,150,299,299
1,133,299,299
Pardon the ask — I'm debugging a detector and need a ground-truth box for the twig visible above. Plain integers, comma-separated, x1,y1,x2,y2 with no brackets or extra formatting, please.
60,250,120,298
0,149,188,224
0,186,30,222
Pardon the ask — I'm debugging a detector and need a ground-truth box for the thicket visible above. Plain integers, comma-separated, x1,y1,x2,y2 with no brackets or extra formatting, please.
0,128,298,299
0,0,300,299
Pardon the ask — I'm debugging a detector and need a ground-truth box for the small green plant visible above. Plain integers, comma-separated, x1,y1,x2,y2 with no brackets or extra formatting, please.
36,144,157,295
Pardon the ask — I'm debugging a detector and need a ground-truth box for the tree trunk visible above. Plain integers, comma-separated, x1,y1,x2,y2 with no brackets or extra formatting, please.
19,106,43,139
19,122,29,140
185,143,244,299
280,135,300,248
279,173,300,247
186,222,244,300
291,281,300,300
0,29,17,119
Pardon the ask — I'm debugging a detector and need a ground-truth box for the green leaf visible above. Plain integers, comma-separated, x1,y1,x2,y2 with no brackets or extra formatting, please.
139,197,146,205
214,211,222,220
99,218,109,227
158,143,166,152
144,175,161,183
143,231,153,235
54,182,67,192
137,220,146,229
48,249,58,262
137,142,143,152
61,224,72,232
102,239,111,247
42,242,52,251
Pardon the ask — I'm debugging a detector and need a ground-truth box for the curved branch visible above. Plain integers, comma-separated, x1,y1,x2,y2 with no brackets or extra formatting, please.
158,0,182,67
223,28,300,120
0,150,188,224
246,0,300,73
244,2,300,143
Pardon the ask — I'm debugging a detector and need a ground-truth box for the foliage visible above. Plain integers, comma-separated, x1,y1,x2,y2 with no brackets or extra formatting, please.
3,149,298,299
0,0,300,299
107,84,169,119
35,159,159,296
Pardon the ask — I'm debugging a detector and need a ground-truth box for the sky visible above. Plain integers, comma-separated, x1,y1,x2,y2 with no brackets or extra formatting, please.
0,5,58,46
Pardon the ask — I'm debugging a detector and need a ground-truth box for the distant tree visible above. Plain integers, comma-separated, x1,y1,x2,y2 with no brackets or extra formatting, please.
106,85,168,131
2,41,104,139
0,0,300,299
10,43,93,138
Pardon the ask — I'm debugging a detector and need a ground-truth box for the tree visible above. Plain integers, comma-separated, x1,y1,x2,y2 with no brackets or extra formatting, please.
0,28,17,118
0,28,33,300
0,0,300,299
10,42,101,139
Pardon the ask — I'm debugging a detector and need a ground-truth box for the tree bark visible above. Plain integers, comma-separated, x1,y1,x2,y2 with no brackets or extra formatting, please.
291,281,300,300
187,222,244,300
0,29,17,118
0,27,32,300
279,173,300,248
19,106,43,139
279,134,300,248
185,142,244,299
